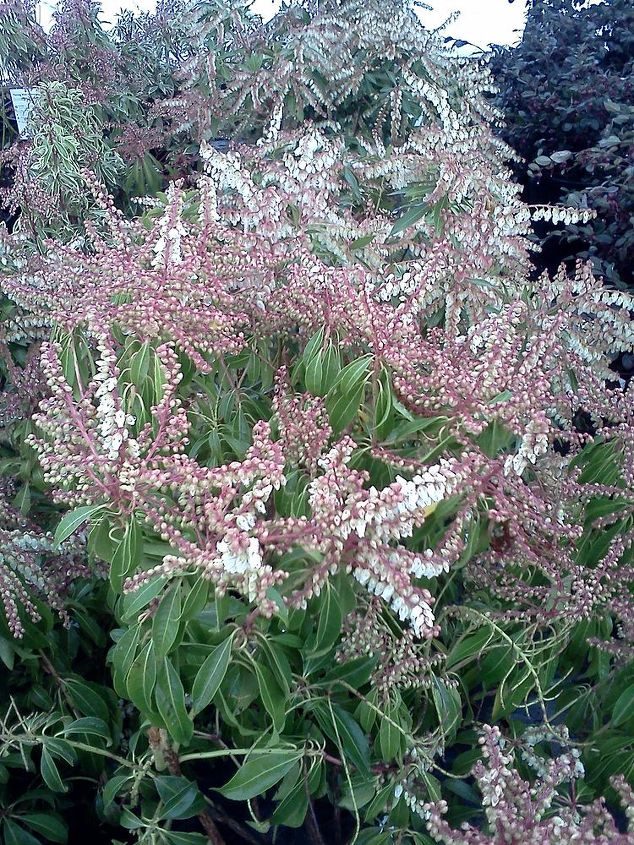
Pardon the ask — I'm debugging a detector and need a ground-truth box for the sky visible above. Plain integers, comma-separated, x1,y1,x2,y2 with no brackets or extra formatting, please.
37,0,530,48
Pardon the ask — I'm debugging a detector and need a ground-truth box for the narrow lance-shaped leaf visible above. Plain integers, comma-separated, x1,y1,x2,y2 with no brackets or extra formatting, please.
155,658,194,746
54,504,105,546
218,750,304,801
190,632,234,716
152,583,182,657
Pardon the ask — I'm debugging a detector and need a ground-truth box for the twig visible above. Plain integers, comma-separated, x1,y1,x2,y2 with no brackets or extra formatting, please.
305,792,326,845
148,727,227,845
204,798,262,845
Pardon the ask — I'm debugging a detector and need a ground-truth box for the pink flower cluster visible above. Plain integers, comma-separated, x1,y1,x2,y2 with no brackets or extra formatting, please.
426,726,634,844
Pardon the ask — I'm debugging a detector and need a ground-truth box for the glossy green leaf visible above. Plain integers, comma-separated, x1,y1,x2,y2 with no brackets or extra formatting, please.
110,518,141,592
62,717,112,745
378,704,401,763
156,776,203,820
40,748,67,793
152,583,182,657
20,813,67,844
613,685,634,727
110,625,140,685
190,633,234,716
314,703,370,774
317,656,376,689
389,203,428,236
54,505,105,546
126,641,157,715
181,578,209,621
255,662,286,731
155,658,193,746
432,677,462,736
63,679,110,723
163,833,209,845
121,577,166,621
3,819,42,845
102,774,132,808
308,581,342,658
271,778,309,827
446,628,494,669
218,750,303,801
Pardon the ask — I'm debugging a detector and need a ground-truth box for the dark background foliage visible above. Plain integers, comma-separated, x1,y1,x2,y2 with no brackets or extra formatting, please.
491,0,634,290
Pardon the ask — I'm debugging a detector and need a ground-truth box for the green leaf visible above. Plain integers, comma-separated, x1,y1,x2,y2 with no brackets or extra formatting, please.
40,748,67,793
304,349,325,396
3,819,43,845
218,750,304,801
121,577,166,621
331,355,372,395
302,328,325,367
111,625,140,687
190,633,234,716
305,342,341,397
20,814,67,844
487,389,513,405
432,677,462,737
110,518,141,592
62,717,111,745
42,738,76,765
0,636,14,670
63,679,110,723
350,234,376,250
271,778,309,827
255,662,286,732
156,776,203,820
155,658,193,746
613,685,634,727
118,808,143,830
327,383,367,433
389,203,428,236
126,641,157,715
130,342,152,386
364,783,394,821
181,578,209,621
355,830,392,845
308,581,342,658
314,704,370,774
54,505,104,545
446,628,494,669
317,656,376,690
378,704,401,763
102,774,132,808
152,584,182,658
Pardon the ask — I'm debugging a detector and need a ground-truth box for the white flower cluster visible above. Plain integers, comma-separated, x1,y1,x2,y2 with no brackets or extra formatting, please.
216,533,272,601
217,535,263,583
202,144,275,232
93,343,135,461
520,725,585,780
347,462,454,542
354,565,436,637
152,183,187,268
504,417,550,477
531,205,595,225
349,463,454,636
404,70,460,136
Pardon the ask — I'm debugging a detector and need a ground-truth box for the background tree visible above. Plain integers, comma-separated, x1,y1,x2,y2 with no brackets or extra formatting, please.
490,0,634,292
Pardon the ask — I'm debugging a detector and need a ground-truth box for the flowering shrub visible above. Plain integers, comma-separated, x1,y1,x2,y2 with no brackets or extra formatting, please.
0,0,633,843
